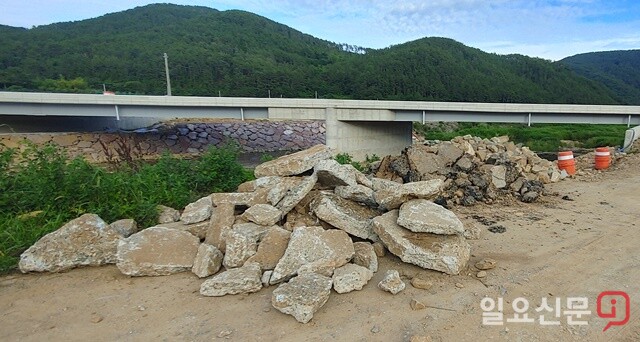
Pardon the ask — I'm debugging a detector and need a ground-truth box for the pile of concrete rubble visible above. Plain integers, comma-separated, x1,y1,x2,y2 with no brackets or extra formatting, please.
18,144,475,324
374,135,566,205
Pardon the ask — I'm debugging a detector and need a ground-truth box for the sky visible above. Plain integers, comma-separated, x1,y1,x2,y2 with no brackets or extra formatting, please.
2,0,640,61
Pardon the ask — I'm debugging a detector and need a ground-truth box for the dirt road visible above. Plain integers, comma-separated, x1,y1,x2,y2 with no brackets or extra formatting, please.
2,153,639,342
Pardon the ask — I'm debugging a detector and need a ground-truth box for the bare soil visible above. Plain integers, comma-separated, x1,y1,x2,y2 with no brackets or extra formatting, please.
2,153,640,342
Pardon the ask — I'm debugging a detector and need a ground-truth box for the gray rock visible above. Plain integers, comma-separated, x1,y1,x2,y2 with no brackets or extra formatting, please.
397,199,465,235
490,165,507,189
204,203,235,252
180,196,213,224
378,270,405,294
241,204,282,226
109,219,138,238
222,230,259,269
271,273,333,323
270,226,354,284
254,144,333,177
246,226,291,271
157,205,180,224
372,210,470,275
374,179,443,210
332,263,374,294
314,159,357,188
334,184,377,207
352,241,378,272
192,243,223,278
437,142,464,166
200,262,263,297
116,227,200,276
311,192,380,241
276,173,317,215
156,220,209,240
19,214,120,273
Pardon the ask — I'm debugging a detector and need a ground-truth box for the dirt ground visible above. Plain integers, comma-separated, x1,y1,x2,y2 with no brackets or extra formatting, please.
2,152,639,342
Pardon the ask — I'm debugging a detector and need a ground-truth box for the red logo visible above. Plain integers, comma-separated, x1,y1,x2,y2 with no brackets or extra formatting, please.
597,291,630,332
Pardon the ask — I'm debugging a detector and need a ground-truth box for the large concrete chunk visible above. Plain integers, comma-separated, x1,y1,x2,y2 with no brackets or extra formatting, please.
271,273,333,323
241,204,282,226
204,203,235,252
222,230,259,269
109,219,139,238
192,243,224,278
180,196,213,224
314,159,357,188
332,263,373,294
270,226,354,284
276,173,317,215
19,214,120,273
311,192,380,241
200,262,262,297
246,227,291,271
116,227,200,276
374,179,443,210
372,210,470,275
156,220,209,240
334,184,376,207
352,241,378,272
157,205,180,224
397,199,464,235
254,144,334,177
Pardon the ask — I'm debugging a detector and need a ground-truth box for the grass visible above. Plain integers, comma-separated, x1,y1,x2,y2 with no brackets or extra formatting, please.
414,122,629,152
0,142,253,273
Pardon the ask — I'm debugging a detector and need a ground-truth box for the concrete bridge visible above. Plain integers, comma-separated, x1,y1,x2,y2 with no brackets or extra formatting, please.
1,92,639,158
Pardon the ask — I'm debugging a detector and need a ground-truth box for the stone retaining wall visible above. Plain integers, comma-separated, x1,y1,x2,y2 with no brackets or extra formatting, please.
0,120,326,162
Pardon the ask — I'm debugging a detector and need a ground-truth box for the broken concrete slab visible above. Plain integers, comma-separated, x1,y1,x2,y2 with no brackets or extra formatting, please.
19,214,120,273
180,196,213,224
397,199,465,235
200,262,263,297
276,173,317,215
271,273,333,323
314,159,357,188
374,179,443,210
157,205,180,224
352,241,378,273
192,243,223,278
241,203,282,226
246,226,291,271
222,230,259,269
109,218,138,238
372,210,470,275
204,203,235,252
332,263,374,294
156,220,209,240
334,184,377,207
254,144,333,177
270,226,354,285
116,227,200,276
311,192,380,241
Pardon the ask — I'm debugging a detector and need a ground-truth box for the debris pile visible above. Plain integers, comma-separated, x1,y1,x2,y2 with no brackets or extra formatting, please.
374,135,565,205
18,144,473,324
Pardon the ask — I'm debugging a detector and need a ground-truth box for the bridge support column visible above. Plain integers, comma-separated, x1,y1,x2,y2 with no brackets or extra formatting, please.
325,107,412,160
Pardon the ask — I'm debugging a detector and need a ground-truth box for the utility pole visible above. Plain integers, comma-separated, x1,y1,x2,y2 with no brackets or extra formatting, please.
163,53,172,96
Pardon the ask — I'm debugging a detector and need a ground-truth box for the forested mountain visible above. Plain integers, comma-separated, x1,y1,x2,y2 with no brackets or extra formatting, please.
0,3,626,104
559,50,640,104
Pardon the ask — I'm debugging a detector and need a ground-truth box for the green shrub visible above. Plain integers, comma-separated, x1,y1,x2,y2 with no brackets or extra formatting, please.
414,122,627,151
0,142,252,273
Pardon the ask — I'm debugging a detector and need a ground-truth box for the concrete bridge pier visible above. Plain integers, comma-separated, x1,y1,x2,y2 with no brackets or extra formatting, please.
324,107,412,160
